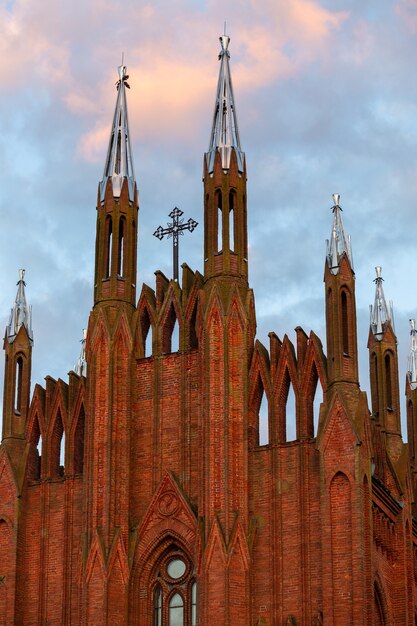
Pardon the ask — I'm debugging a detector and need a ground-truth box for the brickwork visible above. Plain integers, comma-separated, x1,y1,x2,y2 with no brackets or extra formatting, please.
1,95,417,626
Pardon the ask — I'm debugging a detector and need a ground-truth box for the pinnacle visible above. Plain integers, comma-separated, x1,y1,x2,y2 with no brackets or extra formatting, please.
205,34,244,174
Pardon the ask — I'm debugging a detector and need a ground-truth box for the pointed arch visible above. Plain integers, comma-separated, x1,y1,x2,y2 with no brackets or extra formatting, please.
273,339,298,442
14,354,24,414
216,188,222,253
49,408,65,478
104,214,113,279
384,351,393,410
27,413,43,481
117,215,126,277
73,402,85,475
249,344,271,447
160,292,182,354
330,472,353,624
341,288,349,355
301,341,326,438
229,189,236,252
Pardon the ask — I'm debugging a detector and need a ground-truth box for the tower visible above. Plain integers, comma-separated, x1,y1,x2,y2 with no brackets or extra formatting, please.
368,267,402,463
324,194,359,389
83,62,138,622
200,34,253,625
2,269,33,446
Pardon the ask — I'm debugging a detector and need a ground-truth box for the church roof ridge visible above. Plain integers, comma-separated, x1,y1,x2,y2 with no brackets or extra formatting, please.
205,33,244,174
99,63,136,202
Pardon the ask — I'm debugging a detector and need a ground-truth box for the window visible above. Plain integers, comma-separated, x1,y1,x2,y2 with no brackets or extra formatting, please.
229,191,235,252
385,353,392,410
105,216,113,278
14,356,23,414
341,290,349,355
216,190,222,253
117,217,126,277
152,551,196,626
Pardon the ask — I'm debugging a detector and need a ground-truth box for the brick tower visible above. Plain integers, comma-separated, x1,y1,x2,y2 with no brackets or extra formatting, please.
1,34,417,626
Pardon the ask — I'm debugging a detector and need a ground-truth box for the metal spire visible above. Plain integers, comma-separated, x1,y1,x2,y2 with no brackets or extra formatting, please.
74,328,87,377
206,33,244,174
99,64,135,202
408,319,417,390
6,269,33,344
370,266,394,341
326,194,353,275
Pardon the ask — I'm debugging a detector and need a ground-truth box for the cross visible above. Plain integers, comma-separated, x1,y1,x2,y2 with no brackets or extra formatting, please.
153,207,198,281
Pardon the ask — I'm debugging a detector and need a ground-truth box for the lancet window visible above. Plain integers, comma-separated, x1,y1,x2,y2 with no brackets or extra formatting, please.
216,190,222,253
14,355,23,414
152,550,196,626
229,191,235,252
105,216,113,278
385,353,393,410
341,289,349,356
117,216,126,277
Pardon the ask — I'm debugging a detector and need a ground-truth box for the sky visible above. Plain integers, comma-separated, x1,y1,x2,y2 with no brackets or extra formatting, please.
1,0,417,439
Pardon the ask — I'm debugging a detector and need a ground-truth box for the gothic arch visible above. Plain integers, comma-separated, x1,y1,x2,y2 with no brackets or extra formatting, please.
272,337,298,442
159,288,182,354
26,410,43,481
249,343,272,446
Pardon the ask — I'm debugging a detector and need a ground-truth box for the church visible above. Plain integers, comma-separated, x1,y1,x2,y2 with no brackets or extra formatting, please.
1,33,417,625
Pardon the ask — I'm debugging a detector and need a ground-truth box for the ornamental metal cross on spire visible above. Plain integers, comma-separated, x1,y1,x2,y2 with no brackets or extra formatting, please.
153,208,198,281
408,319,417,390
370,266,394,341
326,193,353,275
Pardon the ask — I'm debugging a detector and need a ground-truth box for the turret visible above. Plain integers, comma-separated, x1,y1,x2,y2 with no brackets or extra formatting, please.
94,64,138,307
203,35,248,283
2,269,33,441
324,194,359,388
368,267,402,462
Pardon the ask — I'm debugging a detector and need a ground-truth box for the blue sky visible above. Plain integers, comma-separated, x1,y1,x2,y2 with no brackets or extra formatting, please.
1,0,417,438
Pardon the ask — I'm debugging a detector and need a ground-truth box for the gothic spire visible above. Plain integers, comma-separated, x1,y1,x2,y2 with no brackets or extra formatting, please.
74,328,87,377
408,319,417,390
6,269,33,344
206,34,244,174
326,193,353,274
370,266,394,341
99,64,135,202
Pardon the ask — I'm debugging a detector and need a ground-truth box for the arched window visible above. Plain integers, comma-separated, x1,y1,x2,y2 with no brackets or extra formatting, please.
152,550,196,625
216,190,222,253
385,353,392,410
154,586,162,626
105,216,113,278
162,304,180,354
341,290,349,355
14,356,23,414
372,352,379,417
74,404,85,474
117,216,126,277
169,593,184,625
28,416,42,481
229,191,235,252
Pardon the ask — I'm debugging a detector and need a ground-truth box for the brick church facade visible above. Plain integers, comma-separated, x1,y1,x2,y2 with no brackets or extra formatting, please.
1,34,417,625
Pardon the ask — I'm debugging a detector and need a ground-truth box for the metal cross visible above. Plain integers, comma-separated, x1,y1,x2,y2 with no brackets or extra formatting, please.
153,207,198,281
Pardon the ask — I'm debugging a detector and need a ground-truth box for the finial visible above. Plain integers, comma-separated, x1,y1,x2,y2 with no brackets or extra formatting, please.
74,329,87,377
206,33,244,174
408,318,417,390
326,193,353,274
370,266,392,340
100,63,135,201
6,268,33,344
